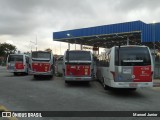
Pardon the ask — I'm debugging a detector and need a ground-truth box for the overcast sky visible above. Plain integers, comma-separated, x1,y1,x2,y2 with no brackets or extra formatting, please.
0,0,160,54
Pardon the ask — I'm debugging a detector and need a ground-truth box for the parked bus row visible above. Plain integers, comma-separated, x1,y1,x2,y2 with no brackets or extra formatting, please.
6,45,154,91
6,51,55,79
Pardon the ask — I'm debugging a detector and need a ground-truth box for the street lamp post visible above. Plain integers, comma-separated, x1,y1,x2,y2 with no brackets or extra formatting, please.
30,41,36,51
80,44,83,50
30,34,38,51
36,34,38,51
60,43,62,55
75,40,76,50
67,33,77,50
127,36,130,45
67,34,71,50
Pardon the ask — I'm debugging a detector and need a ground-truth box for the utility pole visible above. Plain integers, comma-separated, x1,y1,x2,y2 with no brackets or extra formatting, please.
36,34,38,51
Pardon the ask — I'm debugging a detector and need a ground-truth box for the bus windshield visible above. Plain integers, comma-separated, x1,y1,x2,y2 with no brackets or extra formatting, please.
32,52,51,59
66,51,91,61
8,55,23,62
115,47,151,66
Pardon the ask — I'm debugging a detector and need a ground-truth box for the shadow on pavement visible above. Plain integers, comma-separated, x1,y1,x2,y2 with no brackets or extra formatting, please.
31,75,54,81
104,88,147,99
65,81,92,88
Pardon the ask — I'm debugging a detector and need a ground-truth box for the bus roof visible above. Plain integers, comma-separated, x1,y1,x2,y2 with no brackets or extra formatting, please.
66,50,91,52
113,45,149,48
9,53,28,56
32,51,51,52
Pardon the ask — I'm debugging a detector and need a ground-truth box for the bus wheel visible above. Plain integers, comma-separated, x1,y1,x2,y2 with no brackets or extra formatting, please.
34,75,38,79
14,72,17,76
49,75,53,79
25,72,28,75
103,79,110,90
129,88,137,91
25,69,29,75
65,81,69,84
103,84,109,90
85,81,89,84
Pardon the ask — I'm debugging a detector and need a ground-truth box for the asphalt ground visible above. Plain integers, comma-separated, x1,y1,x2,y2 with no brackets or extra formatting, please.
0,66,160,120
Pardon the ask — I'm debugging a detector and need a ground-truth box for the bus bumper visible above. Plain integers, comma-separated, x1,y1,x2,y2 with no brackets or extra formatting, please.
109,80,153,88
7,69,14,73
29,70,53,75
64,76,93,81
7,69,25,73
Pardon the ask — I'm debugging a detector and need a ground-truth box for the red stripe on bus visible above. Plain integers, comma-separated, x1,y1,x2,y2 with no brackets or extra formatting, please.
66,65,90,76
15,62,24,70
133,65,152,82
32,63,50,72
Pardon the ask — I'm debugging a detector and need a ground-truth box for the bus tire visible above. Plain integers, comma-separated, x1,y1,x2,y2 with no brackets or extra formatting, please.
49,75,53,79
103,79,110,90
26,69,29,75
14,72,17,76
85,81,89,84
25,72,28,75
103,84,110,90
34,75,38,79
65,81,69,84
129,88,137,91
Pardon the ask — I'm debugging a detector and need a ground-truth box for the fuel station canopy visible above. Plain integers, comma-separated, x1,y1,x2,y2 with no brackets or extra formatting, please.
53,20,160,49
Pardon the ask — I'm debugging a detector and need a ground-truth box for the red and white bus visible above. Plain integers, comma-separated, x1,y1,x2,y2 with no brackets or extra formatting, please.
29,51,55,79
7,54,29,75
96,45,153,90
63,50,94,83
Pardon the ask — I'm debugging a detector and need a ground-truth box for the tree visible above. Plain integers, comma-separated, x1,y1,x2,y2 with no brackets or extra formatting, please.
0,43,17,60
45,48,52,52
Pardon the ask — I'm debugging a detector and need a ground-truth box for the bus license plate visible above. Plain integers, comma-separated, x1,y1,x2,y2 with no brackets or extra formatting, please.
76,78,81,80
129,83,137,87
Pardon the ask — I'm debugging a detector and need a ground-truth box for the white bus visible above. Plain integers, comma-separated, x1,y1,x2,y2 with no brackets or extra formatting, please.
29,51,55,79
97,45,153,90
7,54,29,75
63,50,94,83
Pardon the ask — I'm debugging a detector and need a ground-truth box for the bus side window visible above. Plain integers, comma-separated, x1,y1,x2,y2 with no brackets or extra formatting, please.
99,53,109,67
107,53,111,67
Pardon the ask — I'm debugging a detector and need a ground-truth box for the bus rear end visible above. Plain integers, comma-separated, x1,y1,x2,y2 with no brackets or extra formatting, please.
63,50,93,83
111,46,153,89
7,54,28,75
29,51,54,78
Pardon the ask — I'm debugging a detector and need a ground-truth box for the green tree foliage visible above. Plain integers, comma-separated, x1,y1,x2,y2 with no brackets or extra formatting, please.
0,43,17,59
45,48,52,52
